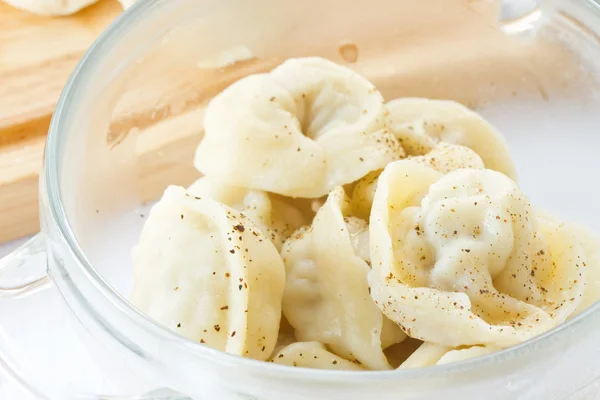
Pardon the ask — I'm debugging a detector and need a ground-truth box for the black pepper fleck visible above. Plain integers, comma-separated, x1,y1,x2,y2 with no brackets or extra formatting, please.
234,224,245,232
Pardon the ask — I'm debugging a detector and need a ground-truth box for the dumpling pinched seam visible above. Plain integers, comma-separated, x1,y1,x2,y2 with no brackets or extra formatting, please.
195,57,405,198
351,142,485,221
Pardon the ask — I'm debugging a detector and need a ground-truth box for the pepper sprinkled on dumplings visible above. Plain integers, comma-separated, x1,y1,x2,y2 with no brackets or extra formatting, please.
132,57,600,371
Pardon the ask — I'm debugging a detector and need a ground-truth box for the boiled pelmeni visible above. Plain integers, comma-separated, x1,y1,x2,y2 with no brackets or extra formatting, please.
131,186,285,361
271,342,363,371
282,187,404,370
385,98,517,179
350,170,382,222
398,342,500,368
397,342,451,369
573,228,600,315
351,143,484,220
369,160,587,347
188,177,306,250
413,142,485,174
436,345,501,365
533,213,600,317
195,57,404,198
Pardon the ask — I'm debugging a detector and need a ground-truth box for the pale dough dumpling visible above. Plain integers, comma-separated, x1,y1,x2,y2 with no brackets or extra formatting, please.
573,227,600,315
351,143,484,220
413,142,485,174
271,342,363,371
282,187,404,370
534,213,600,316
131,186,285,361
195,57,404,198
3,0,98,15
397,342,451,369
436,345,501,365
385,98,517,180
369,160,589,348
188,177,306,250
350,170,382,222
398,342,500,368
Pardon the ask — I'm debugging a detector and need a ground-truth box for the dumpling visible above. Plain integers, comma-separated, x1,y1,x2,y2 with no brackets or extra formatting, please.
271,342,363,371
385,98,517,180
351,143,484,220
188,177,306,250
282,187,405,370
3,0,98,15
436,345,501,365
194,57,404,198
412,142,485,174
130,186,285,361
397,343,451,369
398,343,500,368
369,160,589,348
350,170,382,222
534,212,600,316
573,226,600,315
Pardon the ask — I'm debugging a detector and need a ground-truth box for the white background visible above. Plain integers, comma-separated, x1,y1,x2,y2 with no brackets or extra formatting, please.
1,238,37,399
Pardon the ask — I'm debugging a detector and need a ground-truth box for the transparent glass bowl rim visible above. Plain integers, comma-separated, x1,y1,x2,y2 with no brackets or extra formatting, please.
44,0,600,385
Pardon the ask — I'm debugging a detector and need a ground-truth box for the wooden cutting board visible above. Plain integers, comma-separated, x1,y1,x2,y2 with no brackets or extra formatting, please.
0,0,123,242
0,0,591,244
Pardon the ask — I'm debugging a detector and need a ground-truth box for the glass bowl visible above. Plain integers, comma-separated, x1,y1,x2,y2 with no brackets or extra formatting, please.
1,0,600,398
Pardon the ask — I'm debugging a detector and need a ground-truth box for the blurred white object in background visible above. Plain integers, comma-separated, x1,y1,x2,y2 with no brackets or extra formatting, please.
2,0,133,16
119,0,135,9
3,0,99,16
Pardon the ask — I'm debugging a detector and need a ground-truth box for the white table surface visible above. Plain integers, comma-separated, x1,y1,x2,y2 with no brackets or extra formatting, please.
0,237,37,400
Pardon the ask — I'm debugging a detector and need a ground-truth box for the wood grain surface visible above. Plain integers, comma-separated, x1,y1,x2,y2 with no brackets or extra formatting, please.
0,0,122,242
